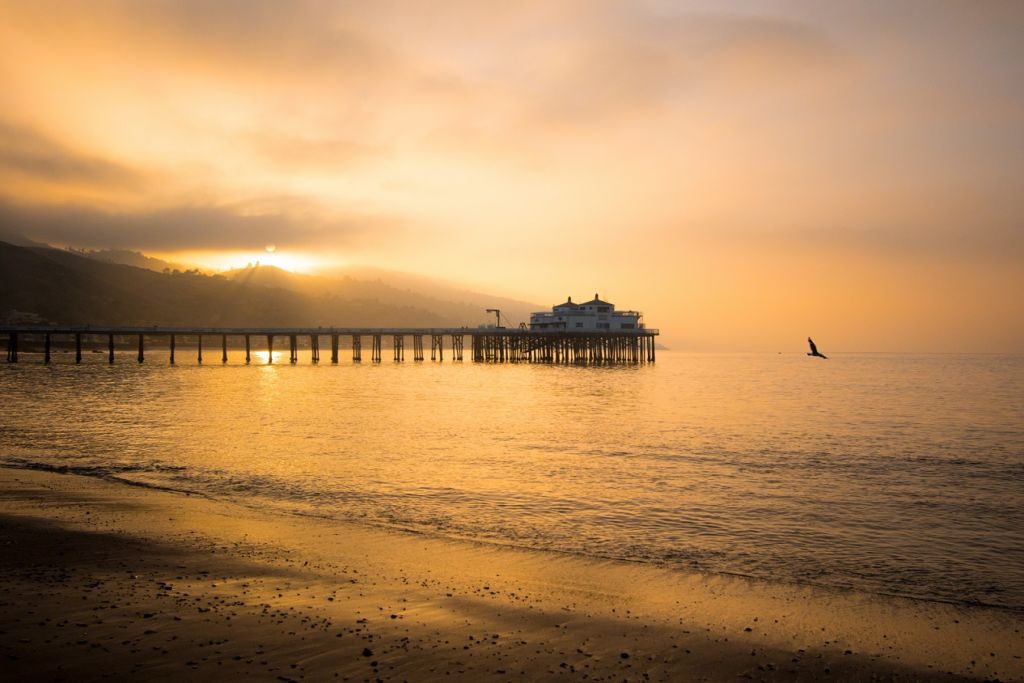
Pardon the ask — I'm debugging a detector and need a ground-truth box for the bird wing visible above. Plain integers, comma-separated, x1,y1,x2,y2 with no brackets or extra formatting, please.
808,338,818,354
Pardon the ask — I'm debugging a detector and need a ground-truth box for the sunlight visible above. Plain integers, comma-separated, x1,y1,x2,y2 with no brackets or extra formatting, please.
156,249,329,274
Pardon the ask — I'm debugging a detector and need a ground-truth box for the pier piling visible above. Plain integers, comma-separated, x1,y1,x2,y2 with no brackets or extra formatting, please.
0,327,657,366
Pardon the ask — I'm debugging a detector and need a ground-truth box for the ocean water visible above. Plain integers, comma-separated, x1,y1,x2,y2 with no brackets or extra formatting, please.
2,349,1022,611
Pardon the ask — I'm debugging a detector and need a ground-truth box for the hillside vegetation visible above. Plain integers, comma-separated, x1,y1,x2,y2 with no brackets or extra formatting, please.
0,242,537,328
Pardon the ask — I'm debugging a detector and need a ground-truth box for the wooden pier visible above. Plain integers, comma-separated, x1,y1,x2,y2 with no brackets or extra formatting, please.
1,326,658,365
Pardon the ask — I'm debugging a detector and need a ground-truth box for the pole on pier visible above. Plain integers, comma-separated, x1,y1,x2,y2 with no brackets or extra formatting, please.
197,335,203,364
170,334,176,364
75,333,82,364
331,334,339,364
222,334,228,364
44,333,51,364
245,335,251,364
266,335,274,364
137,334,144,363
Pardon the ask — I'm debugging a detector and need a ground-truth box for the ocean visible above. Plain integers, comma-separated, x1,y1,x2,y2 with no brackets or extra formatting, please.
2,349,1022,611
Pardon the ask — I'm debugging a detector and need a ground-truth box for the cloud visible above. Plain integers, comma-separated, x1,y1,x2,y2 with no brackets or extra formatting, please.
0,198,400,251
0,122,145,190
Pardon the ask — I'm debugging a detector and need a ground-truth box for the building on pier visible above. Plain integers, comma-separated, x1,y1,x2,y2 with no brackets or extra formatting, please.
529,294,643,331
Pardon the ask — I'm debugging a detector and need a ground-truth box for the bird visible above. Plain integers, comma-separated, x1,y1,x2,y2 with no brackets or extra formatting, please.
807,337,828,359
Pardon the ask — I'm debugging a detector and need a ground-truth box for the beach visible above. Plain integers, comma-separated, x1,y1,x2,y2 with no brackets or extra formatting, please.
1,467,1020,682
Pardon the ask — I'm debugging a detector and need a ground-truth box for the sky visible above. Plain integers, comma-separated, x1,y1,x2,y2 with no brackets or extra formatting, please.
0,0,1022,351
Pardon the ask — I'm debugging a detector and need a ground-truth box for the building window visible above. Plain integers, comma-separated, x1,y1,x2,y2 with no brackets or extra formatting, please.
597,322,610,329
620,323,634,329
598,306,610,312
575,322,583,328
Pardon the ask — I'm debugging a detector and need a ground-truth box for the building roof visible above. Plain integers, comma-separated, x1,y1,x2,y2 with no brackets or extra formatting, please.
552,297,577,309
583,293,613,306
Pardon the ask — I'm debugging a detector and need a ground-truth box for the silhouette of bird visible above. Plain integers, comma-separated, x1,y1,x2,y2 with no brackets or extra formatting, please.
807,337,828,359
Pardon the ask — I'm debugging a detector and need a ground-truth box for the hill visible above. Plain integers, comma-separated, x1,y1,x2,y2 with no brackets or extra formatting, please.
0,242,535,328
223,264,538,328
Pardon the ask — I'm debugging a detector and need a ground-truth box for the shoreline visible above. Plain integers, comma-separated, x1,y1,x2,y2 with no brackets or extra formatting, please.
5,458,1021,617
1,467,1021,681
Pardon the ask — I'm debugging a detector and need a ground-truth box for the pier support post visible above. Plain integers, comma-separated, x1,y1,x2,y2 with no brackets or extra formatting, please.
371,334,382,362
266,335,274,364
413,335,423,361
245,335,251,364
289,335,298,363
6,332,17,362
108,334,115,364
75,333,82,364
137,334,144,363
222,334,228,364
352,335,361,362
170,334,175,365
331,334,339,364
311,335,319,363
197,335,203,364
44,333,51,364
393,335,404,362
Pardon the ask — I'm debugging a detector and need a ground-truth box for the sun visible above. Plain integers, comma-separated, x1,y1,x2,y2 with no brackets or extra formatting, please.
258,250,317,273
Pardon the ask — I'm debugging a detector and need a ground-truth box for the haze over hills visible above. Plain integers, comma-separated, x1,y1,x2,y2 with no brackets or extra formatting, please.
0,241,540,328
68,247,190,274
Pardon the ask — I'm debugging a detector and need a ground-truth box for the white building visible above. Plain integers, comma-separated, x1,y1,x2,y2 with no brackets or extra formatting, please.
529,294,644,331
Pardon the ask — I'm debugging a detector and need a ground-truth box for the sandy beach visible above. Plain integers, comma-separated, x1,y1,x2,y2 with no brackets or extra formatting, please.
0,466,1020,682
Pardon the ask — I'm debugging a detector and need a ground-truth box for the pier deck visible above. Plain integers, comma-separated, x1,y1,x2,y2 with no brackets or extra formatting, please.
2,326,658,365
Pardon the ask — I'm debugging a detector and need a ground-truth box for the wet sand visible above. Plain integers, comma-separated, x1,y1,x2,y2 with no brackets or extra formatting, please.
0,467,1020,682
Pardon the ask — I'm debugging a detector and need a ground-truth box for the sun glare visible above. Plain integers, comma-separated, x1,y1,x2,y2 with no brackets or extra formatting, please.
157,249,327,274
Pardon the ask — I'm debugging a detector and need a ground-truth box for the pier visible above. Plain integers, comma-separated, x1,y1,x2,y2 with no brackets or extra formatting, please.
1,326,658,365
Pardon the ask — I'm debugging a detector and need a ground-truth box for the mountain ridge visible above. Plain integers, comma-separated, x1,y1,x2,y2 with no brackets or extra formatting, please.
0,241,540,328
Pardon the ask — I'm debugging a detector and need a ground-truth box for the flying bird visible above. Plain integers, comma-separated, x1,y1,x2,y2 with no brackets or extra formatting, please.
807,337,828,359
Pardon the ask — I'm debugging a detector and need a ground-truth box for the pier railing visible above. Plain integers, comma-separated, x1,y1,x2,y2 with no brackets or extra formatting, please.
1,326,658,365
